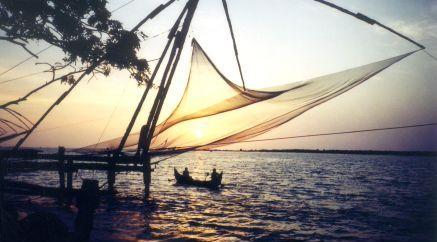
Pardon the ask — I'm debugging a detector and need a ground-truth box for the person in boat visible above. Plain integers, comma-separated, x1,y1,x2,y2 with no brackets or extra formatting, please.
210,168,219,183
182,167,191,179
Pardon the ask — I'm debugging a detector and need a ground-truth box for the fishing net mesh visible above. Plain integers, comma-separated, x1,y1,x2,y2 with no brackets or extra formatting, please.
80,39,412,152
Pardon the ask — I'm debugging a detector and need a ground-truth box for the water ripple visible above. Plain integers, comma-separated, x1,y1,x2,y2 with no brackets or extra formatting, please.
7,151,437,241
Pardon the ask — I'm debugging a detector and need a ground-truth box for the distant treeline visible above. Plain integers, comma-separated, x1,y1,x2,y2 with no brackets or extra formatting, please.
224,149,437,157
1,147,436,157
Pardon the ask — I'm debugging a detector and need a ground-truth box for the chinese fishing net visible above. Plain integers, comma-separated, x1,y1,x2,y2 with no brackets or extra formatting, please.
80,39,414,152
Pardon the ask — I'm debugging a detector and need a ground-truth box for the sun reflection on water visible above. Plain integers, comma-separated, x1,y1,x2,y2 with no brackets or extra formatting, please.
6,151,436,241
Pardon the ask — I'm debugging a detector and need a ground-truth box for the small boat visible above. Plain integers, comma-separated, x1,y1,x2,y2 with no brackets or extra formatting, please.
174,168,223,189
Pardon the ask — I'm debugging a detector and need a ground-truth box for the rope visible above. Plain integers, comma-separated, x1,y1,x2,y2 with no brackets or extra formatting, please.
313,0,425,50
0,0,169,91
110,0,137,13
12,0,180,150
151,121,435,165
424,50,437,63
145,28,174,41
150,122,437,152
0,0,140,80
51,121,437,169
0,45,53,78
114,1,188,156
125,123,437,166
0,118,26,132
5,108,34,125
212,122,437,145
0,120,17,133
93,80,129,150
0,118,104,150
221,0,246,90
0,71,45,85
148,57,161,62
3,109,32,129
32,118,105,134
151,152,186,165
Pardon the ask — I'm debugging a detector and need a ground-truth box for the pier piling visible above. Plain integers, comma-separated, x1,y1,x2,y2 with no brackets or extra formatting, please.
0,149,169,199
57,146,66,202
74,179,99,242
67,158,73,203
107,154,116,194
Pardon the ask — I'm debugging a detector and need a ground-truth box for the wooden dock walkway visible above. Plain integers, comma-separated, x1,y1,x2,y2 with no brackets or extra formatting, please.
0,147,166,199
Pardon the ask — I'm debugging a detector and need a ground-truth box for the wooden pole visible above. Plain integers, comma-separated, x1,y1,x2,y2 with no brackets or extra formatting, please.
137,125,151,198
58,146,66,202
114,0,183,156
108,3,187,196
74,179,99,242
221,0,246,90
132,4,191,155
134,2,189,200
144,0,199,150
67,158,73,204
0,152,5,202
10,0,178,151
139,0,200,200
107,152,115,194
142,153,151,199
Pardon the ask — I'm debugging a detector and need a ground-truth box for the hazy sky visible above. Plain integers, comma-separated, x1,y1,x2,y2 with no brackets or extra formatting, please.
0,0,436,150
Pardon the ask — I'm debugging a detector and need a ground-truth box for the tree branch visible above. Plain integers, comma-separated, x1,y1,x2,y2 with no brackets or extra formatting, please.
3,108,32,129
0,36,39,58
0,69,86,109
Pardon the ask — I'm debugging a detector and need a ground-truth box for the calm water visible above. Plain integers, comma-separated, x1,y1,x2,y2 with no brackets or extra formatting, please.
7,151,437,241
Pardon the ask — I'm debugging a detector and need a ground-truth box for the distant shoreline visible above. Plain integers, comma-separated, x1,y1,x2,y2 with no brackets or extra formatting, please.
214,149,437,157
1,147,436,157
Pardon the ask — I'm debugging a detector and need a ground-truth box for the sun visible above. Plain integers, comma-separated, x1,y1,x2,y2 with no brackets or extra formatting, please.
194,128,203,139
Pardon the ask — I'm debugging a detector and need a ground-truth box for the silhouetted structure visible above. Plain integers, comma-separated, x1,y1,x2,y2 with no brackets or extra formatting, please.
74,179,100,242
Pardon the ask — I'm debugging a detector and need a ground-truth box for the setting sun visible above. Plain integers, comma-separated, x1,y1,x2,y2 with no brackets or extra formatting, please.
0,0,435,241
194,128,203,139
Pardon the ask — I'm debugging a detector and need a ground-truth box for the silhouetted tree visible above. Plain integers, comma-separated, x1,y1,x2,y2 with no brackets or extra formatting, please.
0,0,149,84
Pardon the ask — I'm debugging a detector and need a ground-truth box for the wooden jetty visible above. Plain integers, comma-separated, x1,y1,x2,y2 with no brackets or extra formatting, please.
0,0,200,201
0,146,168,199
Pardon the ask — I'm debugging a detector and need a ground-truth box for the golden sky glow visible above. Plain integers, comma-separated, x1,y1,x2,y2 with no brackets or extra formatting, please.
0,0,436,150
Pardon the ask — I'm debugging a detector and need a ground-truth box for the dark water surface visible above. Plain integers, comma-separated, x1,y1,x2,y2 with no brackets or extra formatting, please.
7,151,437,241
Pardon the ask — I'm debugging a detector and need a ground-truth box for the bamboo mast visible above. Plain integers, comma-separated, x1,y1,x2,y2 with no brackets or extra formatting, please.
144,0,200,150
107,1,189,194
313,0,425,50
221,0,246,90
114,1,189,156
137,0,199,199
0,0,181,198
10,1,178,151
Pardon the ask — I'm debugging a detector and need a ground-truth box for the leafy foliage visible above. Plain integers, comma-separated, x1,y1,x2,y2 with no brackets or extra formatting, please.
0,0,149,84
